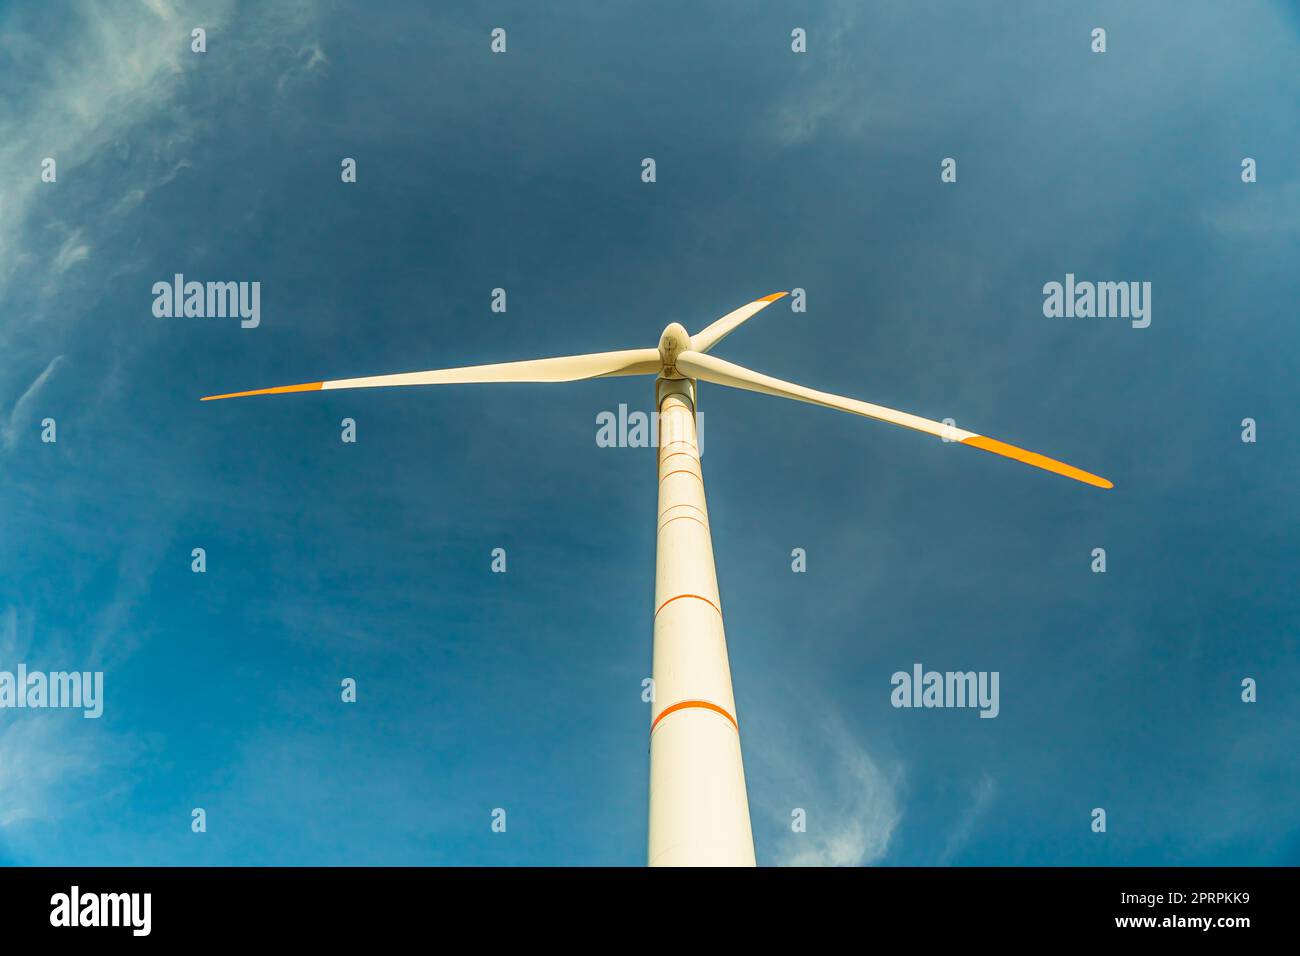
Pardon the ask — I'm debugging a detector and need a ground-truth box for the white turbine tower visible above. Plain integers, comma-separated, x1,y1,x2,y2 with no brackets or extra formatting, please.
203,292,1111,866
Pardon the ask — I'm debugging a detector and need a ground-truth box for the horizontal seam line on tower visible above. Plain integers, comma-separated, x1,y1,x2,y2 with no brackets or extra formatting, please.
659,451,697,467
658,502,707,519
657,514,709,534
654,593,722,617
659,468,702,485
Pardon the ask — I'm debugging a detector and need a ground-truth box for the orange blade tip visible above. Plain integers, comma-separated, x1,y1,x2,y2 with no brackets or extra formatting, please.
759,291,789,302
200,381,324,401
961,435,1113,490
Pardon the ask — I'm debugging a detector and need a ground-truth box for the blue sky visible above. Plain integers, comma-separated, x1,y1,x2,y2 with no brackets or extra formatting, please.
1,0,1297,865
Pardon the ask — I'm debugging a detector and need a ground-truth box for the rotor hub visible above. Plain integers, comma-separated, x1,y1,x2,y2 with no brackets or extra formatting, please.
658,322,690,369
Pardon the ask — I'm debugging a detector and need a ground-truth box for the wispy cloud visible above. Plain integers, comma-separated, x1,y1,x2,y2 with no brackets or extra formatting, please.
751,709,903,867
939,773,996,864
769,1,868,147
0,714,104,830
0,607,112,834
0,2,220,307
2,354,64,452
276,42,330,93
52,229,90,273
0,0,325,859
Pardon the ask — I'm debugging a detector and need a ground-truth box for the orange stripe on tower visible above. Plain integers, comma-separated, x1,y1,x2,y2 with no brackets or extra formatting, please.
961,435,1113,489
657,514,709,534
651,699,739,733
655,593,721,617
659,468,702,486
658,451,698,467
201,382,324,401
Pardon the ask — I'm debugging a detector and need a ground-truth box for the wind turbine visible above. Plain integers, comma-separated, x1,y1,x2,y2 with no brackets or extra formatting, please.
202,291,1111,866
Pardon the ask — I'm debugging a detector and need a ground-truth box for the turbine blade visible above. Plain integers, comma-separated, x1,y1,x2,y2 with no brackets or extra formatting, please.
675,350,1112,489
689,292,788,353
201,348,662,401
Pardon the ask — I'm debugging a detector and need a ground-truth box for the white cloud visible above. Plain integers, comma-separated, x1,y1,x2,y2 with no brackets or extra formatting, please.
0,607,110,834
276,42,331,93
767,1,1300,154
751,709,903,867
0,4,214,297
0,0,324,858
939,773,996,864
53,229,91,273
0,715,102,829
140,0,180,21
2,354,65,452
